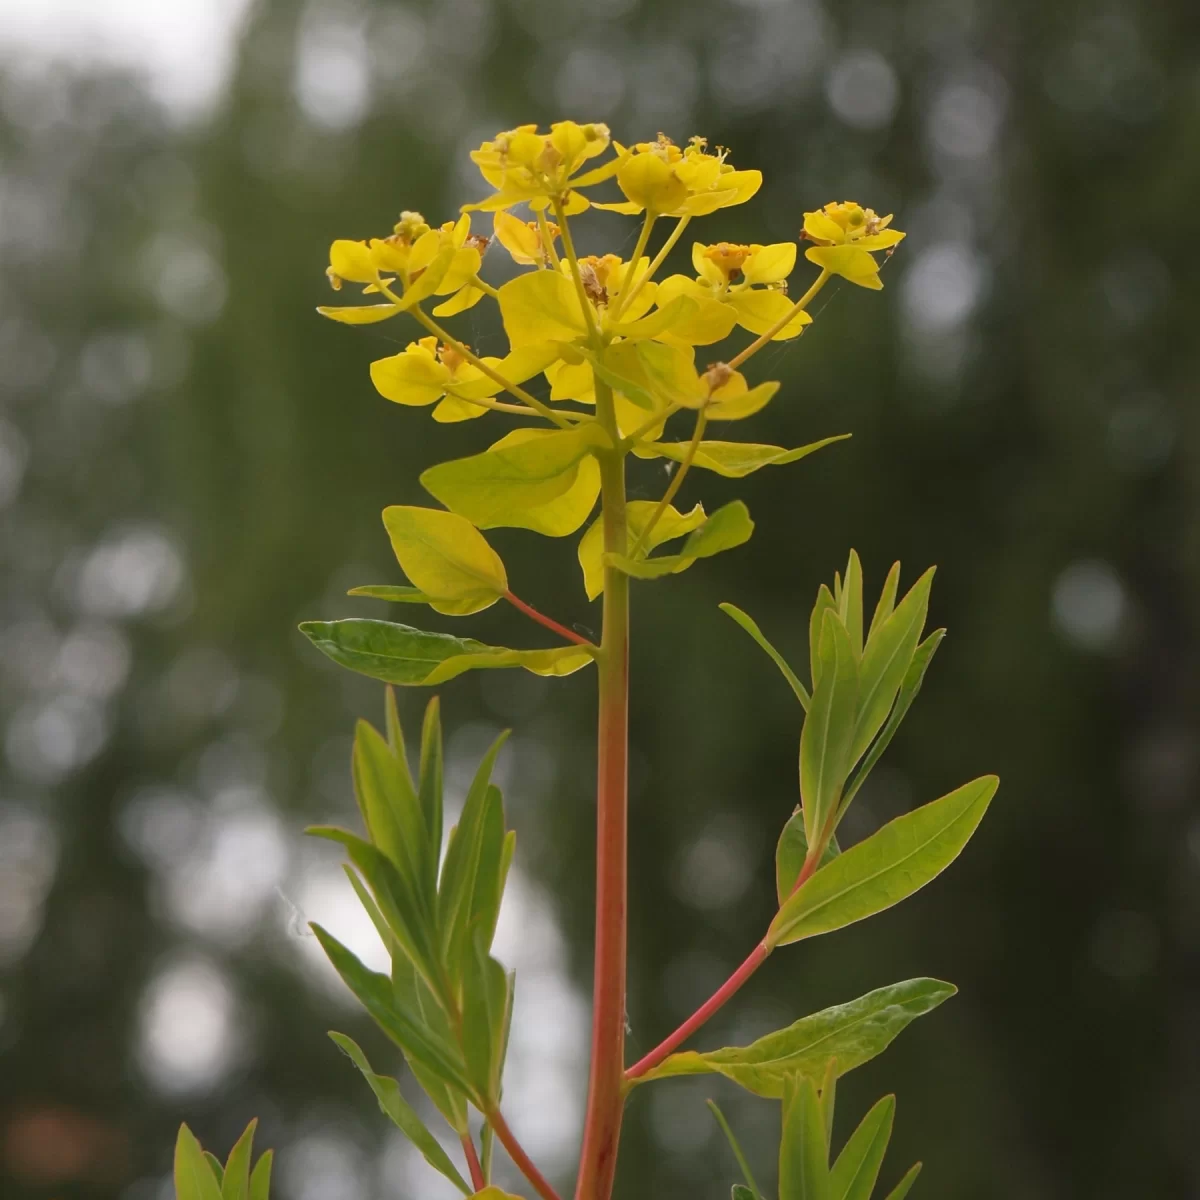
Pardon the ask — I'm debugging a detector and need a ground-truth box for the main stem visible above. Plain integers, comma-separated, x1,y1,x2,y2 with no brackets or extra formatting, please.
575,380,630,1200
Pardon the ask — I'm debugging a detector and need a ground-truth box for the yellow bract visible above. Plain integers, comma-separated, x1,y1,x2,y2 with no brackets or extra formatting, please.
654,239,811,344
802,202,905,290
577,501,707,600
595,134,761,218
371,338,557,423
493,210,560,266
381,505,508,615
465,121,620,214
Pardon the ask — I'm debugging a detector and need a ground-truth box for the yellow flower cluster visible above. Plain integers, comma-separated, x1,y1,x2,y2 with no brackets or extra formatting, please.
317,123,905,463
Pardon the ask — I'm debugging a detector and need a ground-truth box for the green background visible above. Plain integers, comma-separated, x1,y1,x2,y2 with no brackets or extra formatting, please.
1,0,1197,1197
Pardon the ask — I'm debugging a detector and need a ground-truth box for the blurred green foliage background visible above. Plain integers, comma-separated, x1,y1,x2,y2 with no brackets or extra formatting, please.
0,0,1197,1197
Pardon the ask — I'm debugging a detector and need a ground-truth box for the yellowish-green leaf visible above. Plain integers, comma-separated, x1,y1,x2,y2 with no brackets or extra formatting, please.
317,303,401,325
780,1075,831,1200
578,501,706,600
707,380,780,422
300,619,594,687
719,602,810,709
381,506,507,616
634,435,850,477
175,1126,223,1200
768,776,998,948
420,425,607,534
628,978,955,1097
605,500,752,580
347,585,435,603
483,429,601,536
589,340,699,412
497,269,586,346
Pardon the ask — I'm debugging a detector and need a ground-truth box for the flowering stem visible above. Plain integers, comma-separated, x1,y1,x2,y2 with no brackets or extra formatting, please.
611,213,656,320
552,198,602,347
486,1108,563,1200
461,1133,486,1191
470,273,501,299
618,215,690,315
575,376,630,1200
727,267,831,370
537,207,562,270
504,590,595,648
625,853,823,1081
407,303,572,429
628,407,709,556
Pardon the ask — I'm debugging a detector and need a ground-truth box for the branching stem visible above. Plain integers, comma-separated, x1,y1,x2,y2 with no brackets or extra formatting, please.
461,1133,486,1191
487,1108,563,1200
504,590,595,648
619,215,690,315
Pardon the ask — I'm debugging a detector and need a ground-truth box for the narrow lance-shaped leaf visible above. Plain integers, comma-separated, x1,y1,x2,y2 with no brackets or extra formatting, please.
627,977,956,1097
310,923,477,1100
839,550,864,659
328,1032,472,1196
248,1152,273,1200
830,1095,895,1200
300,619,594,687
769,775,998,948
707,1100,765,1200
632,435,851,478
809,585,837,689
220,1120,257,1200
839,629,944,815
381,506,508,616
779,1075,831,1200
867,562,901,641
418,696,444,856
719,602,810,710
175,1126,223,1200
204,1154,225,1186
850,569,933,766
799,610,859,847
883,1164,922,1200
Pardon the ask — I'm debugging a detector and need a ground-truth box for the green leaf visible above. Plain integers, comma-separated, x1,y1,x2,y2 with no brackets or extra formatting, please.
840,630,944,815
348,585,436,603
799,610,859,847
419,425,606,534
328,1032,472,1195
719,603,810,709
819,1057,837,1149
779,1075,831,1200
353,717,433,916
299,619,594,687
579,501,706,601
220,1121,256,1200
418,697,444,859
867,563,901,641
633,435,851,478
809,585,837,689
830,1095,894,1200
776,808,841,905
249,1152,273,1200
203,1154,224,1186
175,1126,223,1200
732,1188,757,1200
708,1100,764,1200
606,500,753,580
466,785,510,955
381,506,508,616
439,737,508,972
839,551,864,659
882,1164,921,1200
461,935,510,1101
310,923,476,1099
768,776,998,948
850,569,933,766
627,978,956,1097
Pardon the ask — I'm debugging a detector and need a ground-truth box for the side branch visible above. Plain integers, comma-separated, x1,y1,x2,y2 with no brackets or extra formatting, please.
486,1108,563,1200
504,590,595,648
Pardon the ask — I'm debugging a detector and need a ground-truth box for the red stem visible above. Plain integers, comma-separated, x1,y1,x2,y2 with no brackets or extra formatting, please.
461,1133,486,1192
487,1108,563,1200
625,940,770,1080
504,590,594,647
574,440,630,1200
625,850,823,1082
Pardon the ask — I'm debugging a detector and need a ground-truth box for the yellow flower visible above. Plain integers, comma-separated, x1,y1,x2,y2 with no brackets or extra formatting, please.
595,135,761,218
492,210,560,266
497,253,668,349
369,337,556,423
464,121,620,214
653,241,811,344
802,202,905,290
321,213,488,322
